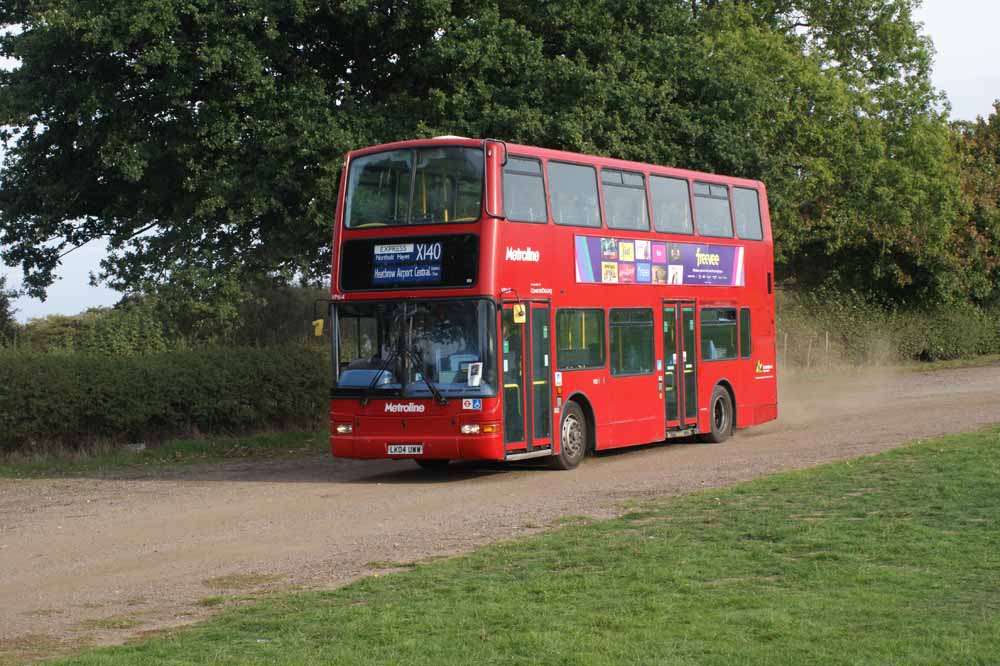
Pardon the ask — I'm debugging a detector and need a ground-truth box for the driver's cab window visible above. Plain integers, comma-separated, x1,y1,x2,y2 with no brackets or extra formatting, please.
339,314,378,370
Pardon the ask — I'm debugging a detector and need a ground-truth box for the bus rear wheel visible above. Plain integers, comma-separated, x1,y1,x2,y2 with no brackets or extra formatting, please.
549,401,588,470
701,385,733,444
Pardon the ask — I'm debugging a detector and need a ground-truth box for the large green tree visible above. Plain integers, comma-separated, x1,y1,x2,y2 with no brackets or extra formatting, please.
0,0,972,305
952,102,1000,304
0,274,18,345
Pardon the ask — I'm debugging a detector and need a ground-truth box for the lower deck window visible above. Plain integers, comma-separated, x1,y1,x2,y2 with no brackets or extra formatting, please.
609,309,654,375
556,309,605,369
701,308,737,361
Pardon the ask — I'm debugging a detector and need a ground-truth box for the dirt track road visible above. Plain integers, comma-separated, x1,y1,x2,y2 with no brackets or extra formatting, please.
2,364,999,655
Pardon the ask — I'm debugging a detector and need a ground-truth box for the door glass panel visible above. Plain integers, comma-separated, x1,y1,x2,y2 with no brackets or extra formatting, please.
502,309,525,443
663,307,678,422
682,306,698,422
531,308,551,440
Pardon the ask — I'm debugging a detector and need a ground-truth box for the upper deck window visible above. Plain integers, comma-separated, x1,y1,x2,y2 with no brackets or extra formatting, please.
344,146,483,228
503,156,548,223
693,182,733,238
602,169,649,231
733,187,764,240
548,161,602,228
650,175,694,234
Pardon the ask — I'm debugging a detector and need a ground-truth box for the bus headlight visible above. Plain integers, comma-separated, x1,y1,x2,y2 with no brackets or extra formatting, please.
335,423,353,435
461,423,498,435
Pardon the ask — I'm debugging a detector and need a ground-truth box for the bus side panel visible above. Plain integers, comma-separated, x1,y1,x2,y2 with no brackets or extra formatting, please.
557,370,611,451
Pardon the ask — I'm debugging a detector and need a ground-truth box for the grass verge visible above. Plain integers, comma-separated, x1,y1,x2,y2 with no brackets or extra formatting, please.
49,428,1000,665
0,430,327,478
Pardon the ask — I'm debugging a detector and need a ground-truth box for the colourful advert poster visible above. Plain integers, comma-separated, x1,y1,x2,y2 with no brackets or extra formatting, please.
575,235,745,287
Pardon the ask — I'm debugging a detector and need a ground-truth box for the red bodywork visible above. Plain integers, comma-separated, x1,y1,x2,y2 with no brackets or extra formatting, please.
329,138,777,462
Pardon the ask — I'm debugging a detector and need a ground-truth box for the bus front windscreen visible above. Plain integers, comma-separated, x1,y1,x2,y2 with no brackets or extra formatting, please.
335,299,497,398
344,146,484,228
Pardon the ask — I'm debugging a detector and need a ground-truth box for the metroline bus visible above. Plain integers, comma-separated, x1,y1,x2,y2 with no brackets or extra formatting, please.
327,137,776,470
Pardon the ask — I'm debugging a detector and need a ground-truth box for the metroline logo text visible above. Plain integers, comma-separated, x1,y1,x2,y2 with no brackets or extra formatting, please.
505,246,540,262
384,403,426,413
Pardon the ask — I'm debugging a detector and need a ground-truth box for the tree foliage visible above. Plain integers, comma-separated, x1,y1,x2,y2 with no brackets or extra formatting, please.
953,102,1000,305
13,282,328,353
0,275,18,345
0,0,990,306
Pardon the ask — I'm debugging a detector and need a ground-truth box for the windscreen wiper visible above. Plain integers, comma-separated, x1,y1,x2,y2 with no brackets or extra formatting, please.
405,349,449,406
360,347,400,407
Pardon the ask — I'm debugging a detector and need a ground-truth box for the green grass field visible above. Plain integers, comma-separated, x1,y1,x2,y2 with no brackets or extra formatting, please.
0,430,326,478
44,427,1000,665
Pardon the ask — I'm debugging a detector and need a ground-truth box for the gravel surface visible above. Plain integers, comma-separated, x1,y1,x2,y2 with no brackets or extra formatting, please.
2,364,999,659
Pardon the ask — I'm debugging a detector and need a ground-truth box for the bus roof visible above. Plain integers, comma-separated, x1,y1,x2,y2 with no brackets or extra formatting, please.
347,138,766,191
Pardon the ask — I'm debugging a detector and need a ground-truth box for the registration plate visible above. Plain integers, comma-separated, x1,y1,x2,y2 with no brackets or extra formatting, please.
387,444,424,455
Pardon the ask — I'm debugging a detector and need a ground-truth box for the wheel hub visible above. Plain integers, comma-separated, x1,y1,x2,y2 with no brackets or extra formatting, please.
562,414,584,457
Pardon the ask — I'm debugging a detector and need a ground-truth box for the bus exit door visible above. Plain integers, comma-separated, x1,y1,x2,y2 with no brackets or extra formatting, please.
501,302,553,457
663,301,698,432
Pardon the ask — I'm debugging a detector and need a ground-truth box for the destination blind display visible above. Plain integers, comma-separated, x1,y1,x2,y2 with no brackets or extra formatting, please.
373,242,443,285
340,234,479,291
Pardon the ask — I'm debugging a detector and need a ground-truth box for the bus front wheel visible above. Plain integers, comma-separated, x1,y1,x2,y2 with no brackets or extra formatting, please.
701,385,733,444
550,401,588,470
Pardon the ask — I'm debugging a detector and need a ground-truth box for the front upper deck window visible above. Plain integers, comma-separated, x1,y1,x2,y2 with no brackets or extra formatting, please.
344,146,483,228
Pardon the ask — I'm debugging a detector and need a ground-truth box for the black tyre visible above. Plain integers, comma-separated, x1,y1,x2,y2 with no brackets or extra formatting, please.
700,385,733,444
415,459,450,472
549,401,588,470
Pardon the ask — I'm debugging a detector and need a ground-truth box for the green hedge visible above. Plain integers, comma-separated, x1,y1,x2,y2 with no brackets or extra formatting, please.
776,288,1000,366
0,346,330,453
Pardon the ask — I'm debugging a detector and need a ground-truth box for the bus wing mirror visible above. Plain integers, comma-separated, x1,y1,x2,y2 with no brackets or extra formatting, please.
484,139,506,220
313,298,332,337
513,303,526,324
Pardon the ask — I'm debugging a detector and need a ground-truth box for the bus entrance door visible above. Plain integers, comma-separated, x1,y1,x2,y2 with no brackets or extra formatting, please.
663,301,698,433
501,302,553,458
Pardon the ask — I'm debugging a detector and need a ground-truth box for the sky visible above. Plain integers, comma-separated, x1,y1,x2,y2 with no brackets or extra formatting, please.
3,0,1000,322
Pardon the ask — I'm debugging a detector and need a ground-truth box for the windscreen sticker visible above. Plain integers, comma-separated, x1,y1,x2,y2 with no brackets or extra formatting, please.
575,235,745,287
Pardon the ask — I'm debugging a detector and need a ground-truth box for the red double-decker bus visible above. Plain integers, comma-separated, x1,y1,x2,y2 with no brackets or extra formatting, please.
327,137,776,470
